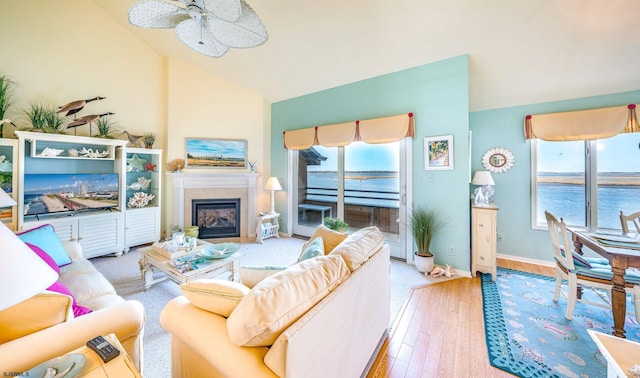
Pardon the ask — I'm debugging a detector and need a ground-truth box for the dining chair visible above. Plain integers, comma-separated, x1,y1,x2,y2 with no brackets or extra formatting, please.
619,211,640,235
545,211,615,319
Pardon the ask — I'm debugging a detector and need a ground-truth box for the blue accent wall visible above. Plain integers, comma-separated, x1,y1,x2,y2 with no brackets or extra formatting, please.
272,55,471,269
273,51,640,267
470,90,640,261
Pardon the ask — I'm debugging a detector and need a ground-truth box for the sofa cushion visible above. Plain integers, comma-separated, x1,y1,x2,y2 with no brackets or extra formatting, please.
0,292,72,343
17,224,71,267
227,254,351,347
181,279,250,317
239,265,288,289
329,226,384,271
47,281,93,317
300,225,347,255
298,236,324,262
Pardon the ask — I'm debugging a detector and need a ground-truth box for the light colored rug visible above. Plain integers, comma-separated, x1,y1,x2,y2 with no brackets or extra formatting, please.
91,237,437,378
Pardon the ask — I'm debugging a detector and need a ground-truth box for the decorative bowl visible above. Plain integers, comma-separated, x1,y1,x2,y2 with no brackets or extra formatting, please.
201,243,240,259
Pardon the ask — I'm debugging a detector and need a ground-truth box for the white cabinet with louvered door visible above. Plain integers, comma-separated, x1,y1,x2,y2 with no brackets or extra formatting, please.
125,207,160,250
471,203,498,281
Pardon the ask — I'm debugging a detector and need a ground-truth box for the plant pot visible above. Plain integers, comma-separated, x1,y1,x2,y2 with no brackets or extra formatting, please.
414,252,435,273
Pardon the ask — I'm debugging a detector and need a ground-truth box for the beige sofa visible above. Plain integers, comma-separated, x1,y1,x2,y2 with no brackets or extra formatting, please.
160,226,391,378
0,240,145,373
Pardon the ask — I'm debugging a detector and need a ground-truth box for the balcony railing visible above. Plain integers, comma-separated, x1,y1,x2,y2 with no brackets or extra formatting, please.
299,187,400,233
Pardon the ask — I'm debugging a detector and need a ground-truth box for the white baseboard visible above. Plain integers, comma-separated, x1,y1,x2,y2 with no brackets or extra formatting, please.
496,253,555,268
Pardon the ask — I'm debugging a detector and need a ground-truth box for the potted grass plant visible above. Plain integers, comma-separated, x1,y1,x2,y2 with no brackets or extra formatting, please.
24,104,66,133
410,206,447,273
95,115,119,138
324,217,348,232
0,74,16,137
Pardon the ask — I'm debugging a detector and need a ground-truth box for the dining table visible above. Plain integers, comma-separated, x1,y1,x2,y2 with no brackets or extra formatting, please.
569,228,640,338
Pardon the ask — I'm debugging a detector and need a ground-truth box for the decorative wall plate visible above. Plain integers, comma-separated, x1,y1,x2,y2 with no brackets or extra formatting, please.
482,147,514,173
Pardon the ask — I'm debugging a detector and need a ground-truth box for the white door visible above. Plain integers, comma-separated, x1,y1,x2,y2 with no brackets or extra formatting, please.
289,139,411,261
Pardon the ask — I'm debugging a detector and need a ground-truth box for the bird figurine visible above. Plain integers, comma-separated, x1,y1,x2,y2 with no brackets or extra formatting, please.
67,112,114,136
120,130,144,148
57,96,106,118
0,119,16,138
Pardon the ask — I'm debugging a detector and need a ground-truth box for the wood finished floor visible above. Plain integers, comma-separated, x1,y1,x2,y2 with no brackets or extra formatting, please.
368,259,555,378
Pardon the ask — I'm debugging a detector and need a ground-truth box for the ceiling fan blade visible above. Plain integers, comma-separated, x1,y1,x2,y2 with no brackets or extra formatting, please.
206,1,268,48
128,0,190,29
202,0,242,23
175,18,229,57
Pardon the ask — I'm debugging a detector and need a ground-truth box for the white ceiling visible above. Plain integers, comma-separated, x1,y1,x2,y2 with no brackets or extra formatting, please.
93,0,640,111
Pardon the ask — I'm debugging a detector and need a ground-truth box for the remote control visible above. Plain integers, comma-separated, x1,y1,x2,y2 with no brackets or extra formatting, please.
86,335,120,363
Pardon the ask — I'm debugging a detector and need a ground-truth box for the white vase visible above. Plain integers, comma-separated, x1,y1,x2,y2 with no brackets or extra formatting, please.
414,252,435,273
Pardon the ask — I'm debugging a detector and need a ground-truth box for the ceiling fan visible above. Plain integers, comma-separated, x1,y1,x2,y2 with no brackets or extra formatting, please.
128,0,268,58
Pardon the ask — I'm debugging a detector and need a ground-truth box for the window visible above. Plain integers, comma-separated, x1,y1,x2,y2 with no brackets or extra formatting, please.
532,133,640,230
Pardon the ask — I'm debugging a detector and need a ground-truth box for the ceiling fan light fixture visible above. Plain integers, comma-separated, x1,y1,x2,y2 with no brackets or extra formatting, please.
128,0,268,58
176,18,229,57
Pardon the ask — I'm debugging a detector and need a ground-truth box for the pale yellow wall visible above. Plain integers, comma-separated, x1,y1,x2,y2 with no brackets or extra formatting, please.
165,58,272,232
0,0,273,238
0,1,165,143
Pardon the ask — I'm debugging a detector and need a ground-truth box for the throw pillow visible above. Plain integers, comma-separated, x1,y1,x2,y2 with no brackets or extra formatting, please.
47,281,93,317
227,254,351,347
239,265,289,289
17,224,71,267
25,242,60,274
0,292,72,343
300,224,348,255
329,226,384,271
181,279,250,317
297,236,324,262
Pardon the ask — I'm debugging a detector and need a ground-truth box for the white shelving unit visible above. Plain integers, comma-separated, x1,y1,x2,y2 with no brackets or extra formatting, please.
0,138,18,231
15,131,128,258
123,147,162,250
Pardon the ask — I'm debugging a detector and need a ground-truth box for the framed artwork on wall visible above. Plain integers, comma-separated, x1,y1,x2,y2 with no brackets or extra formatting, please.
424,135,454,171
185,138,247,168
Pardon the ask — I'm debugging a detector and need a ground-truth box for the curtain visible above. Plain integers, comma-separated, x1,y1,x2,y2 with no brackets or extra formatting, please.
283,113,414,150
524,104,638,141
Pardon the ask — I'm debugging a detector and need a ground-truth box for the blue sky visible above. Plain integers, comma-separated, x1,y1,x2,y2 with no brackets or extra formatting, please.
186,139,246,159
538,133,640,173
308,142,399,171
24,174,118,194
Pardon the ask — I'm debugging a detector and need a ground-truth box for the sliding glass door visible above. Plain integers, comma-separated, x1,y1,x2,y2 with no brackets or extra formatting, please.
291,140,410,260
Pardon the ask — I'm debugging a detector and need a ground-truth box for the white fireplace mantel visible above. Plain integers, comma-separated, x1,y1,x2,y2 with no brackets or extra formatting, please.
167,172,260,238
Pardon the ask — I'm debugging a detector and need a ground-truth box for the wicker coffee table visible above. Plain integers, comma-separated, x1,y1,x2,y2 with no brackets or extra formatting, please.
139,240,242,290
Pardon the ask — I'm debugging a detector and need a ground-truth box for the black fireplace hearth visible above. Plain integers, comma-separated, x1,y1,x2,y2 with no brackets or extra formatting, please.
192,198,241,239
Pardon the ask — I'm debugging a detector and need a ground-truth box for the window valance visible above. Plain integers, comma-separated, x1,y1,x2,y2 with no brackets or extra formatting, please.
524,104,638,141
283,113,414,150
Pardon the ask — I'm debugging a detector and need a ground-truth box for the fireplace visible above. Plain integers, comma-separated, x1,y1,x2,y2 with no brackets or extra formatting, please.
192,198,241,239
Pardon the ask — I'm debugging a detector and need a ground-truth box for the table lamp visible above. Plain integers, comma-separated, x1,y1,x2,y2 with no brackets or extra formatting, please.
0,187,16,207
0,222,58,310
264,177,282,215
471,171,495,206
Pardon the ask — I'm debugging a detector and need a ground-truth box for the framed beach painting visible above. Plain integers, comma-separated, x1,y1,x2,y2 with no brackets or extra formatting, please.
185,138,247,168
424,135,454,171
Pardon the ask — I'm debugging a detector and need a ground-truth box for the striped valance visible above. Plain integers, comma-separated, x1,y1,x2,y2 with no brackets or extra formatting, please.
524,104,639,141
283,113,414,150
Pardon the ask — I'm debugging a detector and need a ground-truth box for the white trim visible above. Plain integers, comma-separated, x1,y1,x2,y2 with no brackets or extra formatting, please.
496,253,555,268
167,172,259,237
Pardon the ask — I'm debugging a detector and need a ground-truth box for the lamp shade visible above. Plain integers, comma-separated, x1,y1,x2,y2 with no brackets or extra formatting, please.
0,222,58,310
0,187,16,207
471,171,495,186
264,177,282,191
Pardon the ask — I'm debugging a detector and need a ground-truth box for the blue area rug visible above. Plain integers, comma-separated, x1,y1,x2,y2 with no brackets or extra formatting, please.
481,267,640,377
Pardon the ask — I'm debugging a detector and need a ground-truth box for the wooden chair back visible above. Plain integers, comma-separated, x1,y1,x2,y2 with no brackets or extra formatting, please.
545,210,575,271
620,211,640,234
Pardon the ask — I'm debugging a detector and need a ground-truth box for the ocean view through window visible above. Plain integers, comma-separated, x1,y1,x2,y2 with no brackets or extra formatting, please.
297,142,400,233
534,133,640,230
